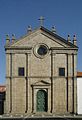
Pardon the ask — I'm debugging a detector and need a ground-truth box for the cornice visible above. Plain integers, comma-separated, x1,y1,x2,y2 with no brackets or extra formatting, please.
50,47,78,50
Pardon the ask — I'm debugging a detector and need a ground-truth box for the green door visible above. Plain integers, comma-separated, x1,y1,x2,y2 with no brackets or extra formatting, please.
36,90,47,112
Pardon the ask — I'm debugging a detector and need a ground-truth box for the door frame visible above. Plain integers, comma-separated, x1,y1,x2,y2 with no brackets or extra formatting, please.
31,80,51,113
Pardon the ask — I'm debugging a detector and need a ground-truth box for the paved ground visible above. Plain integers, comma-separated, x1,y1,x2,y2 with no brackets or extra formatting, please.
0,116,82,120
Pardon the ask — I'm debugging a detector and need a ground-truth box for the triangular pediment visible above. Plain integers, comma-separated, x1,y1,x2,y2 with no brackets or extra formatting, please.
5,26,78,49
31,80,50,86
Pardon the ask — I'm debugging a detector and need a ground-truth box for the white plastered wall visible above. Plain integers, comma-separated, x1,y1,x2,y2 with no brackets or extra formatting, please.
77,77,82,114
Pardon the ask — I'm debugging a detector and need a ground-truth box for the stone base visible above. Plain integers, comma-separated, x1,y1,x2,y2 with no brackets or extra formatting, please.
0,113,81,119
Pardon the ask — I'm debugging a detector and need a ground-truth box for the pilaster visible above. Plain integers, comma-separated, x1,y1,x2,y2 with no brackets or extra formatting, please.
67,53,73,113
6,53,10,113
26,52,31,113
73,53,77,114
51,50,56,113
10,53,12,113
25,53,28,113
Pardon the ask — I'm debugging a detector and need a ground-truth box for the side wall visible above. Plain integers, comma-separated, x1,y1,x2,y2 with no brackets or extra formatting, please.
77,77,82,114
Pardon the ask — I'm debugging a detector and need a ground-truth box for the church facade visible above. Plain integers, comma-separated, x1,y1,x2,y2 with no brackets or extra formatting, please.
5,26,78,115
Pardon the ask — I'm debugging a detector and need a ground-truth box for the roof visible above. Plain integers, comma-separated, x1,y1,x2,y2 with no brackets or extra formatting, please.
77,72,82,77
0,85,6,92
40,26,78,48
5,26,78,49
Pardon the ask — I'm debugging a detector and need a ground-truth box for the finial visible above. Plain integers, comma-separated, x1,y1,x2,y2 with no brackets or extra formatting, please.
27,25,32,34
51,26,56,33
12,34,16,43
73,35,76,40
73,34,77,46
67,35,71,42
6,34,10,45
6,34,10,40
38,16,45,26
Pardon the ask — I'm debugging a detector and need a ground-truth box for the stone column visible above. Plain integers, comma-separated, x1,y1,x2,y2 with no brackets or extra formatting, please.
47,87,51,113
32,86,34,113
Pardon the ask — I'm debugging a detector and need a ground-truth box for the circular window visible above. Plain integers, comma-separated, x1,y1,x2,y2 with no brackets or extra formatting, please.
33,44,49,59
37,45,47,55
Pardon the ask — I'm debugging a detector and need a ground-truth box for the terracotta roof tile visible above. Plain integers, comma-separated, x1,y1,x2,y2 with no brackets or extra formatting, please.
77,72,82,77
0,85,6,92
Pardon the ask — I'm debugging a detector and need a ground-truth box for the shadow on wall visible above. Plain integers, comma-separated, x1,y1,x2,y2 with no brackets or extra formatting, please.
0,92,5,115
0,86,6,115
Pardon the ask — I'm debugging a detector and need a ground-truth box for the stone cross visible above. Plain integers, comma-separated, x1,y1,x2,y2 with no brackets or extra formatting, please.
38,16,45,26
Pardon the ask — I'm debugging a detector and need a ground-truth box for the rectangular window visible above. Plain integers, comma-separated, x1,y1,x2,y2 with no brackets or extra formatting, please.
18,67,24,76
59,68,65,76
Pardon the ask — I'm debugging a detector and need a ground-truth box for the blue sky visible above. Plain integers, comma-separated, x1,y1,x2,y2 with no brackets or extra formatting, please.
0,0,82,84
